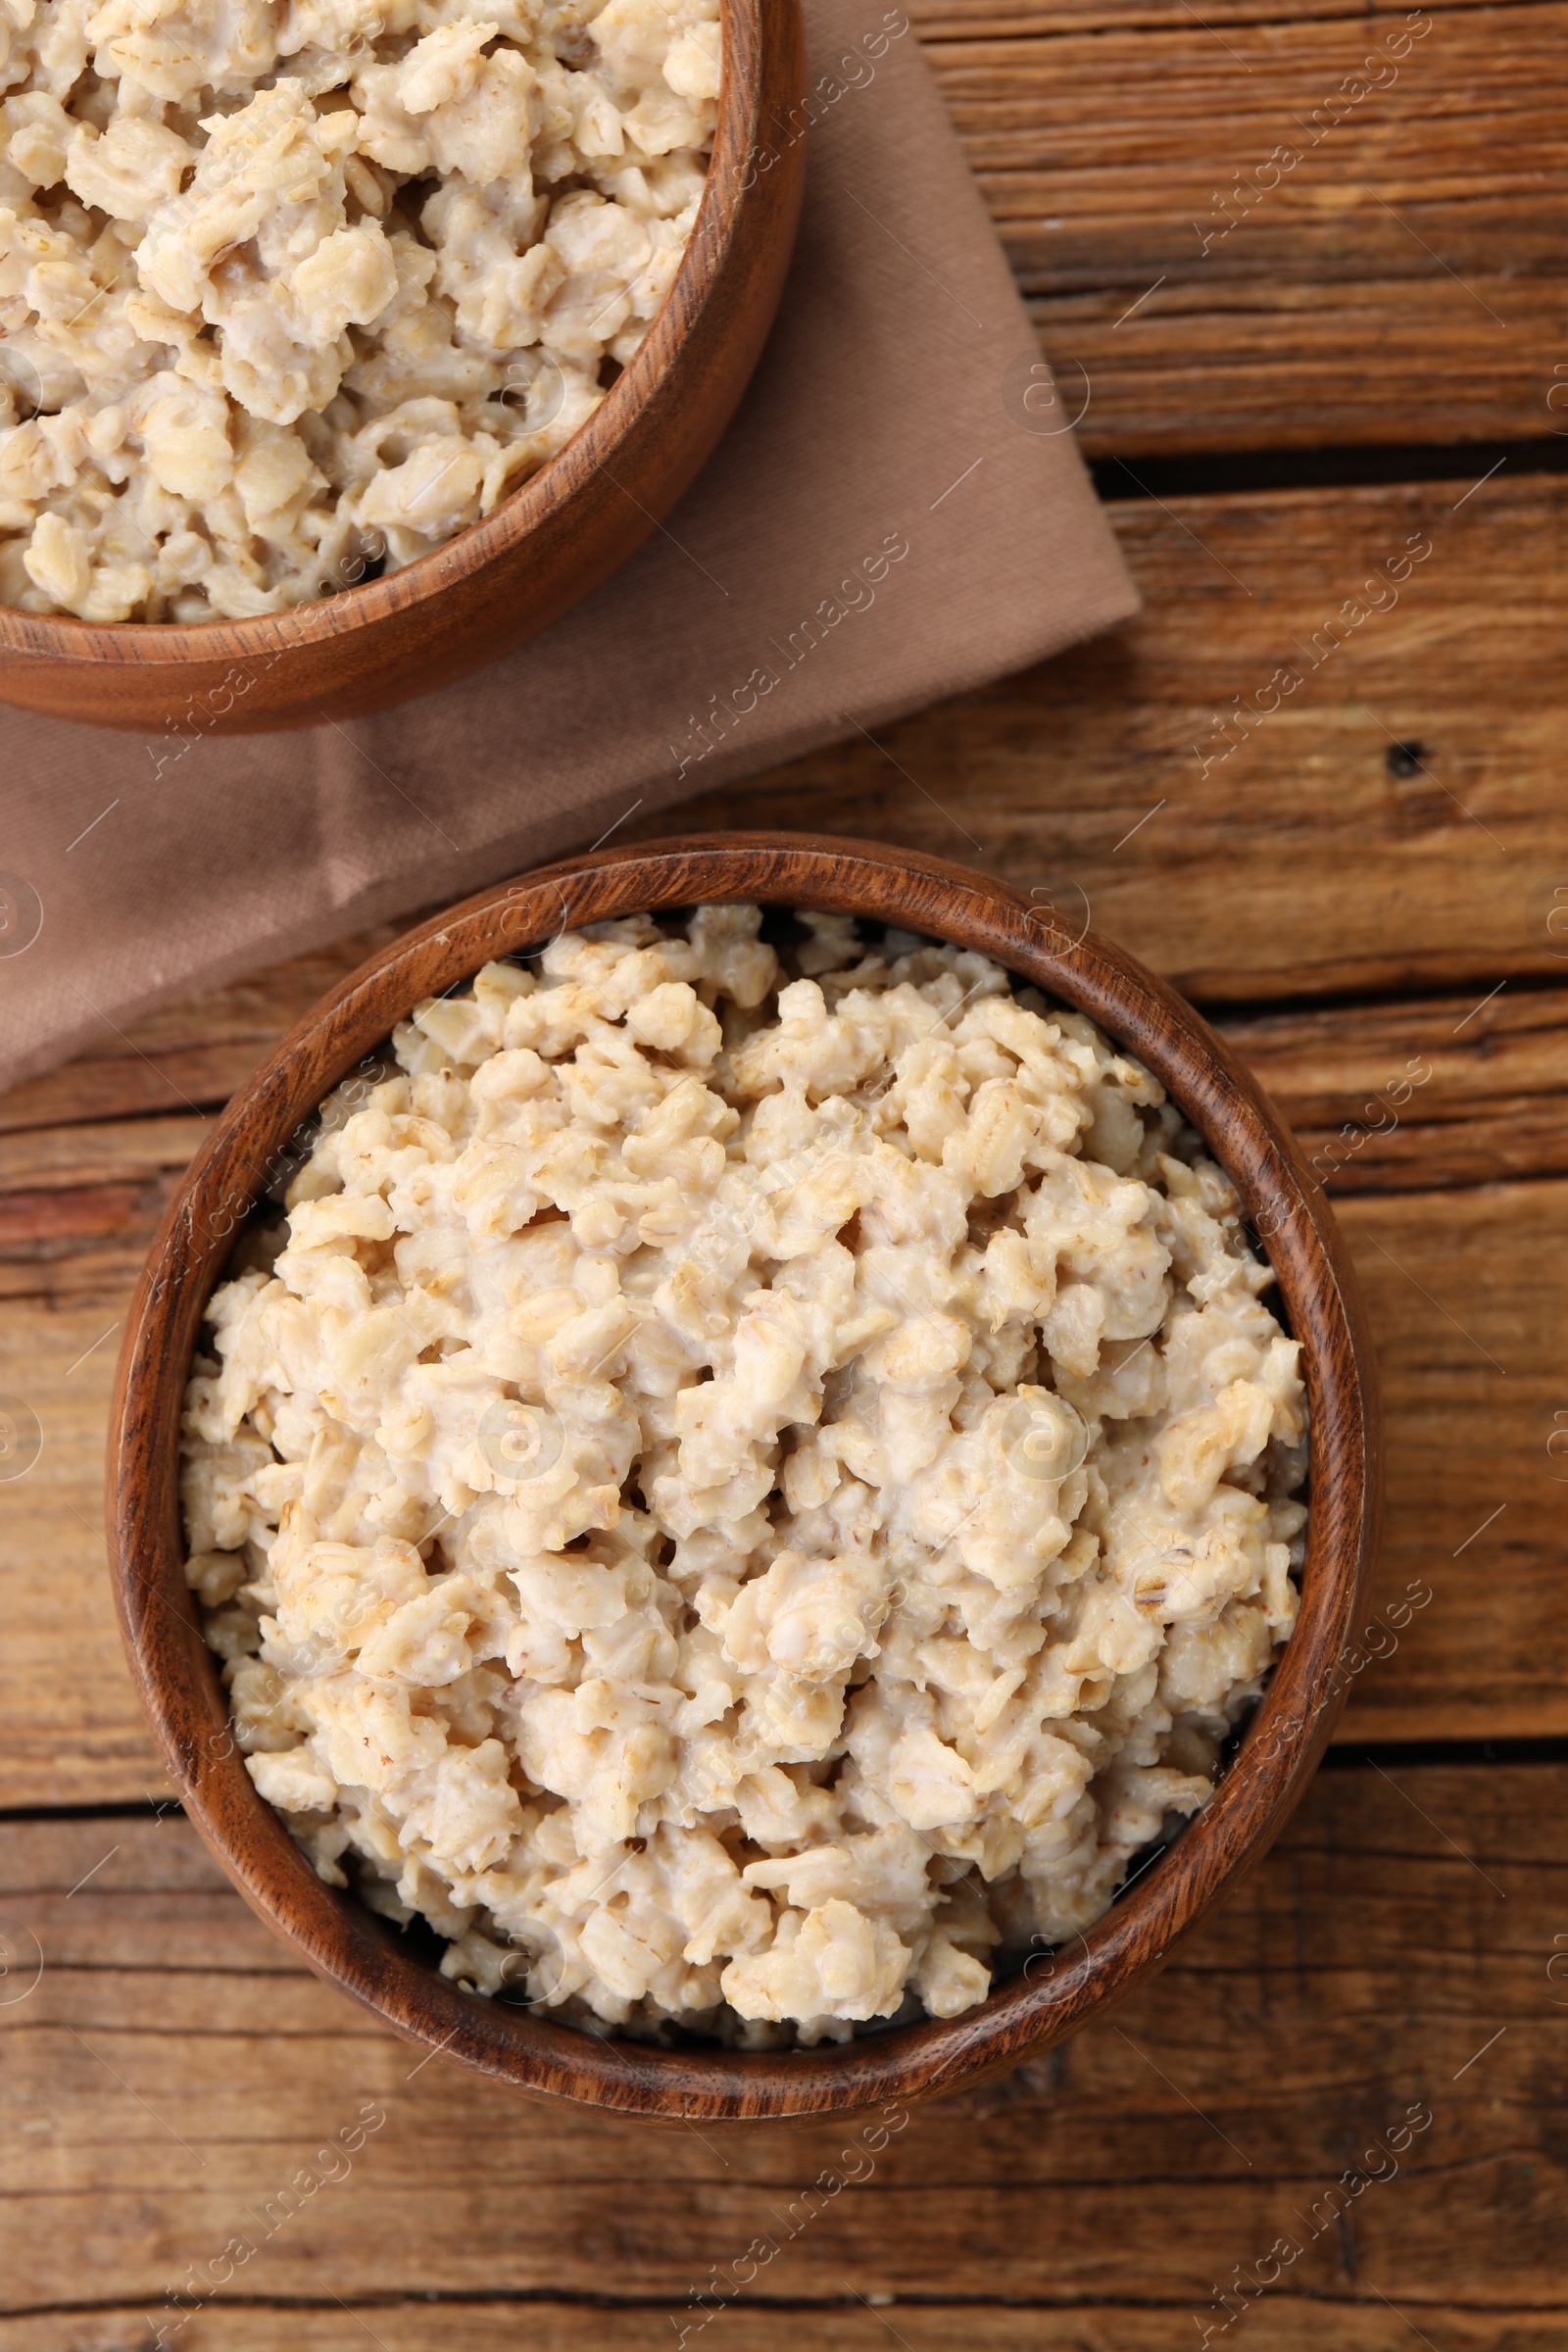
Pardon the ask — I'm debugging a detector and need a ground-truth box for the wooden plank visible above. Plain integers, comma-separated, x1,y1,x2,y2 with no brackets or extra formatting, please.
17,939,1568,1212
0,1778,1555,2333
12,968,1567,1212
646,475,1568,1005
0,1170,1550,1776
0,1118,211,1197
906,0,1568,453
913,1,1506,28
1335,1182,1564,1740
3,2308,1563,2351
938,13,1563,280
1034,281,1568,459
0,1299,159,1807
3,955,1567,1793
1216,982,1568,1194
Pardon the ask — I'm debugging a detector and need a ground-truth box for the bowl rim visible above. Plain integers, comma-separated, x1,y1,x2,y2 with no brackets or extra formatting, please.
0,0,765,665
107,832,1382,2122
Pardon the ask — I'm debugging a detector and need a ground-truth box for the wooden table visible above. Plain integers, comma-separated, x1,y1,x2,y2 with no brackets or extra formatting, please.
4,5,1565,2343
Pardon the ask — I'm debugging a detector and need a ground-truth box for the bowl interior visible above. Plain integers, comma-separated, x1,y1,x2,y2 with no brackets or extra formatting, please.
108,835,1380,2119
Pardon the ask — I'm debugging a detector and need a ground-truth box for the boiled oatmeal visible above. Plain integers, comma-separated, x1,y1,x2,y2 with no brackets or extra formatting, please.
181,906,1308,2041
0,0,719,620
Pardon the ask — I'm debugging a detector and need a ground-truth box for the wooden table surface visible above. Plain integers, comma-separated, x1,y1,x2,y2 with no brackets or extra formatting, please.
4,4,1567,2344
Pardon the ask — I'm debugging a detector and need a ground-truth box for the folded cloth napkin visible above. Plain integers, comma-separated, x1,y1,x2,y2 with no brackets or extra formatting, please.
0,0,1137,1093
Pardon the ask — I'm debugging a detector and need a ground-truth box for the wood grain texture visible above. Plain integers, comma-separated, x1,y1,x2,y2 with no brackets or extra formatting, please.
7,934,1564,1200
0,1772,1554,2337
914,0,1506,28
0,901,1560,1815
0,1303,147,1807
11,2317,1565,2352
0,0,806,732
1,0,1559,2325
646,474,1568,1005
911,0,1568,452
1336,1184,1563,1740
103,837,1378,2118
0,1186,1529,1789
1216,982,1568,1194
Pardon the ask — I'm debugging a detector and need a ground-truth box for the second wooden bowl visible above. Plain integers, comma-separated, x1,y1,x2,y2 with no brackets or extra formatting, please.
108,834,1381,2120
0,1,805,733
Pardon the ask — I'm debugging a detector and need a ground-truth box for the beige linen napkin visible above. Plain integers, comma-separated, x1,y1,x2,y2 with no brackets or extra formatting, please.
0,1,1137,1091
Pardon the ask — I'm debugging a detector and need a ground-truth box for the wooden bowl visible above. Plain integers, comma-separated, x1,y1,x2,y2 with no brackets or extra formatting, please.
108,834,1381,2121
0,2,805,734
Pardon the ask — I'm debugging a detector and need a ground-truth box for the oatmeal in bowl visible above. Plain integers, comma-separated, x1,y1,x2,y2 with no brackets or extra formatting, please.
0,0,722,622
179,898,1310,2047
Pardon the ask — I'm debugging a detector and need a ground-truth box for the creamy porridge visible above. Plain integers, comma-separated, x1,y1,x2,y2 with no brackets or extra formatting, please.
182,906,1308,2042
0,0,718,621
